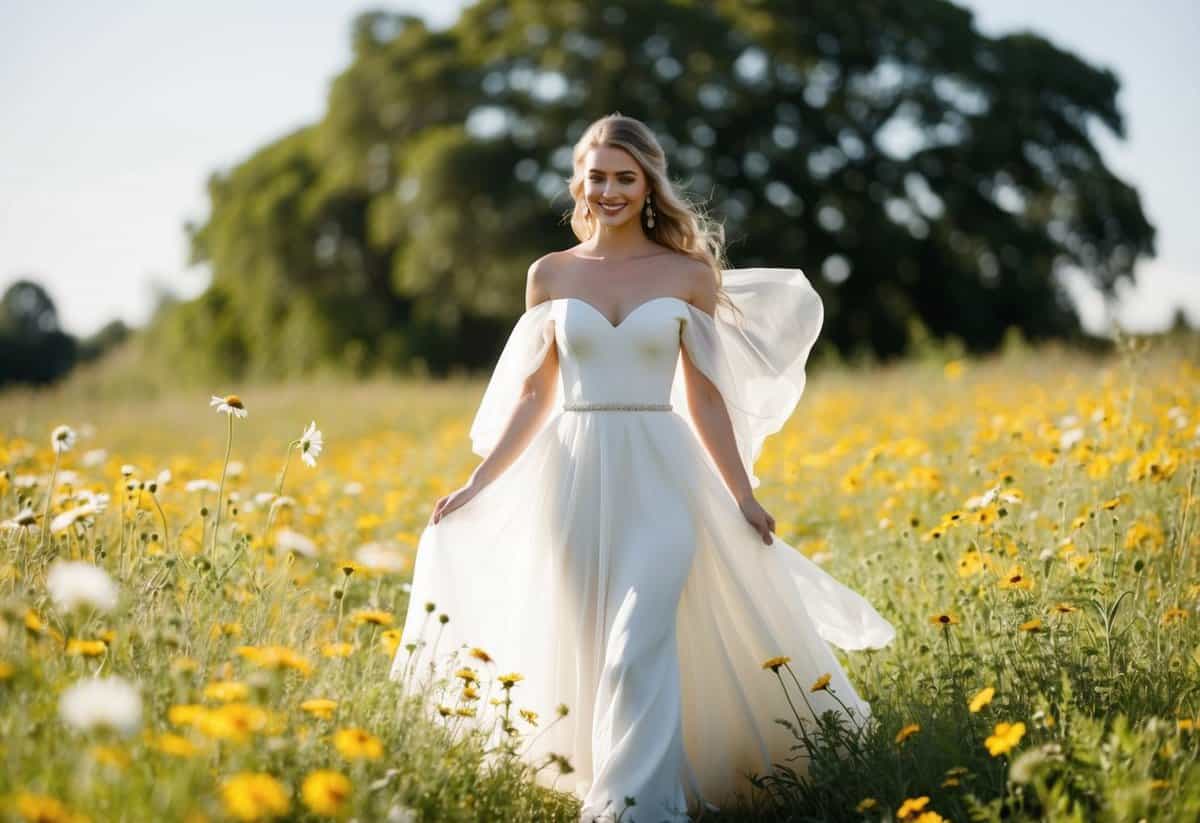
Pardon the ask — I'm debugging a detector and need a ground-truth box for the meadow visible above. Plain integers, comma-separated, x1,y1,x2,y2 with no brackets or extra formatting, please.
1,329,1197,822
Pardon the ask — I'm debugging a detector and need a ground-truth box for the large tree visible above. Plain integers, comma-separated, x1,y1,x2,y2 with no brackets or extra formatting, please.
147,0,1153,378
0,279,77,385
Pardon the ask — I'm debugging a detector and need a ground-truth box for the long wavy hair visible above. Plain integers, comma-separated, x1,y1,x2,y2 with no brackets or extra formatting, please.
563,113,742,324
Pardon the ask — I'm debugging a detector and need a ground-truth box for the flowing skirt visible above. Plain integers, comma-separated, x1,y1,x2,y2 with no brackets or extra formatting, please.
390,407,894,821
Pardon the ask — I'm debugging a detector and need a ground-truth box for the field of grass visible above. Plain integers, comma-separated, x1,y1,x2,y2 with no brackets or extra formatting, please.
1,330,1197,822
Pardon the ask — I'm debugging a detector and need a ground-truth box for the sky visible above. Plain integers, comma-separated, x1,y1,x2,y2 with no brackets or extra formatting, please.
1,0,1197,338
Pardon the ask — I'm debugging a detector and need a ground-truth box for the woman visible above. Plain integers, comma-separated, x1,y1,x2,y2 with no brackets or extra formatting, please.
390,114,895,822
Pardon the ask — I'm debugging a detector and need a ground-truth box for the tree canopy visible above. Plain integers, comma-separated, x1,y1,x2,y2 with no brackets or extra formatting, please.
145,0,1154,379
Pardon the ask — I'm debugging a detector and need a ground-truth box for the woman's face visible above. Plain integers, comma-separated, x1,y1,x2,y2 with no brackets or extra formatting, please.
581,145,648,229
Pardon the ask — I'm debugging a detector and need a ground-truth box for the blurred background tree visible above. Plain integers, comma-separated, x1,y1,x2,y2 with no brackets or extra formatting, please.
0,279,77,386
142,0,1155,380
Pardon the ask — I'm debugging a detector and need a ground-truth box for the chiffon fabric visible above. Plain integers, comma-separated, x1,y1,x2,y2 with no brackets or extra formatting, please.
389,268,896,822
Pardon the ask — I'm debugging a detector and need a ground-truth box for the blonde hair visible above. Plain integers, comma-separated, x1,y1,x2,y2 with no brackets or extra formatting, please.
563,113,742,323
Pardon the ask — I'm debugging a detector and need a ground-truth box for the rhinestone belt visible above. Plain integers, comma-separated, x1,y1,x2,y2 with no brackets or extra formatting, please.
562,401,673,412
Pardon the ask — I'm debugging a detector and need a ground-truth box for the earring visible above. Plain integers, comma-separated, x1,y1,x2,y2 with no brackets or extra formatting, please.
644,194,655,228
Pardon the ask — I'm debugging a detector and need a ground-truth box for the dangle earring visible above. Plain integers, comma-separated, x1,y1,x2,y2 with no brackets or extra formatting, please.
644,193,656,228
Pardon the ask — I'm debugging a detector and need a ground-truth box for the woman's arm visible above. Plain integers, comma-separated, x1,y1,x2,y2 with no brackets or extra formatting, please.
466,259,559,490
680,268,775,543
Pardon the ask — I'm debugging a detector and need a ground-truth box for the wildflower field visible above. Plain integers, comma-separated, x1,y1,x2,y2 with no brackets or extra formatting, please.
1,332,1197,822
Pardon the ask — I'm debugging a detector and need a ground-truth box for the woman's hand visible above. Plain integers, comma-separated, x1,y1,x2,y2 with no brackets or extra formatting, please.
429,481,483,525
738,494,776,545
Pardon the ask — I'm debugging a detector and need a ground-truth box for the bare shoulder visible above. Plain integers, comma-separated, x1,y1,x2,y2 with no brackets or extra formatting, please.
525,251,569,309
669,254,718,315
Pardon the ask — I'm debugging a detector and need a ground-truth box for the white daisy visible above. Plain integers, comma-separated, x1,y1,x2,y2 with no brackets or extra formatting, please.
343,481,364,496
270,495,297,512
209,394,248,418
59,676,142,736
46,560,119,613
50,501,107,534
51,425,77,454
156,469,172,487
226,460,245,478
53,470,82,488
120,464,136,477
355,541,408,573
0,507,38,532
185,479,219,493
81,449,109,468
274,528,317,558
298,421,323,468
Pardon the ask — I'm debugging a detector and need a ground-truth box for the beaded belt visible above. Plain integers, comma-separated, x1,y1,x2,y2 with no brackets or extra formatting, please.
562,401,673,412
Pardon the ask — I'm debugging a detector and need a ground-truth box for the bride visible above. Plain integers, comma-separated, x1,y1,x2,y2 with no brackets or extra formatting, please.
389,113,895,822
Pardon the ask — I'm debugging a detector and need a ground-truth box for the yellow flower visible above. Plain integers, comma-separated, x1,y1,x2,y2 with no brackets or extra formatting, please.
895,722,921,744
1051,603,1079,614
350,609,394,627
810,673,832,692
235,645,313,676
998,565,1035,590
66,639,108,657
969,686,996,713
300,698,338,720
520,708,539,726
1162,607,1189,625
204,680,250,703
14,792,87,823
455,667,480,684
461,685,480,701
379,628,402,655
1018,618,1043,633
211,621,243,638
497,672,524,689
151,732,200,758
914,812,946,823
896,795,930,819
957,550,984,577
0,661,14,680
855,797,878,812
929,612,958,628
985,721,1026,756
333,727,383,760
90,744,131,768
167,704,207,727
171,656,201,674
468,647,493,663
455,706,477,717
301,769,352,817
197,704,272,743
220,772,290,821
321,643,354,658
760,656,790,672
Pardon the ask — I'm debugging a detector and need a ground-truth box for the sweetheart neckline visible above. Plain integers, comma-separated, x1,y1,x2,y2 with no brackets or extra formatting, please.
551,295,689,330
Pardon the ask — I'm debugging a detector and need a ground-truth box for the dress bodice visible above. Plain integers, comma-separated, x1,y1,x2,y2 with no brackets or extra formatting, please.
552,297,688,406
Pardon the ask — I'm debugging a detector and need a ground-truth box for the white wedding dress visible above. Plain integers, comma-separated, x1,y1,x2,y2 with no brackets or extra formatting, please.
389,268,896,822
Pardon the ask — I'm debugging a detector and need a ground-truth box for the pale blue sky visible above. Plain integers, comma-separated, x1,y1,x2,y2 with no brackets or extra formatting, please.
2,1,1196,337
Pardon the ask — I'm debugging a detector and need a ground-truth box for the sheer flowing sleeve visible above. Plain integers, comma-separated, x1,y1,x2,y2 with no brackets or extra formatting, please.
670,267,824,490
468,300,561,459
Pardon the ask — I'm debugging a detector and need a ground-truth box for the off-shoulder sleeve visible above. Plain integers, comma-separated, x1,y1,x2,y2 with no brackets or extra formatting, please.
669,267,824,490
468,300,560,459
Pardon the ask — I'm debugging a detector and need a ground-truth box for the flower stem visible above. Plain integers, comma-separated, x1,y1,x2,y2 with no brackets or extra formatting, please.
39,449,61,551
210,414,234,560
263,443,295,539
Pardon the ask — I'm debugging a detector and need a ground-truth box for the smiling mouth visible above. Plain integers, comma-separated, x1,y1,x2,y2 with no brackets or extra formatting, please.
598,202,627,214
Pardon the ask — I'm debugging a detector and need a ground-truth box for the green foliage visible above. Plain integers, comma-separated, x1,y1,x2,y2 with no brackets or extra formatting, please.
144,0,1156,381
